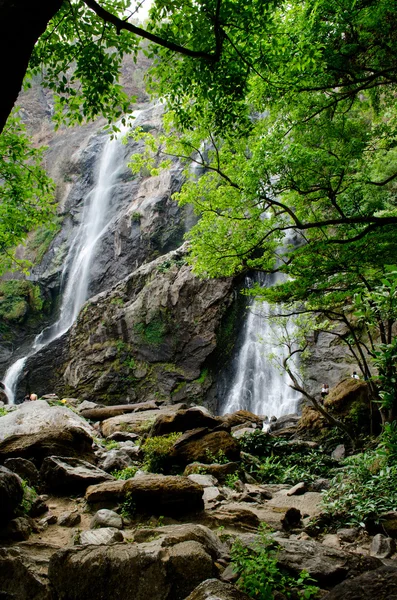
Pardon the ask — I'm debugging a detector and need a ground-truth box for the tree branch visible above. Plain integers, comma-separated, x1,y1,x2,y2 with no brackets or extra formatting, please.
82,0,218,61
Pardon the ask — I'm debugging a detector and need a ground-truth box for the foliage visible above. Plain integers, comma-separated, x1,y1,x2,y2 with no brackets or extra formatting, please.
120,492,136,518
134,317,167,347
157,257,186,273
111,466,139,480
141,432,180,473
0,280,44,322
224,473,240,489
240,431,338,485
20,480,38,515
28,0,138,130
322,422,397,526
0,407,7,417
231,525,320,599
0,115,55,274
95,438,120,451
25,216,63,264
204,449,229,465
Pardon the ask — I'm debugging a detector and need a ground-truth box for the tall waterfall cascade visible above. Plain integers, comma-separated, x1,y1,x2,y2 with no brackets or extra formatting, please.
220,273,301,418
2,121,132,404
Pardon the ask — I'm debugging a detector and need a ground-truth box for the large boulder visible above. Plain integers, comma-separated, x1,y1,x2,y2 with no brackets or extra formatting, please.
40,456,114,493
132,524,225,560
272,536,381,586
220,411,264,429
123,473,204,516
172,430,240,465
100,405,186,438
48,536,217,600
0,465,24,524
185,579,252,600
322,566,397,599
0,547,51,600
85,479,126,504
4,457,41,489
149,407,221,437
86,474,204,515
0,400,95,464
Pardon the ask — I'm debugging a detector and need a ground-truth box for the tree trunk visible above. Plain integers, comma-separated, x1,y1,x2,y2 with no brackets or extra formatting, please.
0,0,63,134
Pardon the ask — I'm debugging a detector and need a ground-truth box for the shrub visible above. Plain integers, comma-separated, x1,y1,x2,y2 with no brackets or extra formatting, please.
322,449,397,527
240,431,338,485
20,480,38,514
231,525,320,599
142,433,181,473
111,466,139,480
204,449,229,464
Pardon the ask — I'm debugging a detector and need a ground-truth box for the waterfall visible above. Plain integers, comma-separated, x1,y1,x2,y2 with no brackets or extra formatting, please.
220,273,301,418
2,122,131,404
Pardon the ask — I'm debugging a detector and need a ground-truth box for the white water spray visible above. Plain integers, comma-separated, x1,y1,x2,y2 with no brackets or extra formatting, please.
220,274,301,418
2,123,130,404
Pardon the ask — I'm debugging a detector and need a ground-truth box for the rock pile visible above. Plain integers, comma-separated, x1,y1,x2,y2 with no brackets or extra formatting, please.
0,398,396,599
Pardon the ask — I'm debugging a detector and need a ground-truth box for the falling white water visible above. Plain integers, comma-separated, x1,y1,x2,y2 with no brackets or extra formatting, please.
2,122,131,404
220,274,301,418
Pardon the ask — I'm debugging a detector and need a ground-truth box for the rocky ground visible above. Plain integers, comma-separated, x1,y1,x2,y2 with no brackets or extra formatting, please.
1,397,397,599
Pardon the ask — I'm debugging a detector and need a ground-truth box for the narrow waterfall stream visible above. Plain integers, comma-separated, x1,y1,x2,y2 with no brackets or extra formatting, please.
2,122,130,404
220,273,301,418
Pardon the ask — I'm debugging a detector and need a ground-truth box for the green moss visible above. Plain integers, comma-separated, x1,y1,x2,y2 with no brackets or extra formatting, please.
0,280,45,323
142,432,181,473
134,317,167,346
26,216,63,264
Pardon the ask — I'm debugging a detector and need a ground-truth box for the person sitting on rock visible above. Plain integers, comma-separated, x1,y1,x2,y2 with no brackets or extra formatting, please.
321,384,329,401
352,372,360,380
29,393,38,401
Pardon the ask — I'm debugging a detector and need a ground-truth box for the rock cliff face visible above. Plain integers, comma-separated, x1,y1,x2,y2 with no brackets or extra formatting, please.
17,246,234,404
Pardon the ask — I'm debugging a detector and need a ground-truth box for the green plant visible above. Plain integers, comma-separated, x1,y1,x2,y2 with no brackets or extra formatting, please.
131,212,142,223
224,473,240,489
134,318,167,347
124,357,137,370
94,437,120,451
157,257,186,273
0,407,7,417
20,480,38,514
120,492,137,518
322,447,397,527
111,297,124,307
205,449,229,465
111,466,139,480
231,525,320,599
142,433,181,473
240,431,338,485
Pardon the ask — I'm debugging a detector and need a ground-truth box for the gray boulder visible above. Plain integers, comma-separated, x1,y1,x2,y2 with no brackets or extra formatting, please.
184,579,251,600
79,527,123,545
273,536,382,586
0,547,51,600
3,516,32,541
40,456,114,493
49,537,217,600
123,473,204,516
0,400,95,464
370,533,396,559
58,510,81,527
91,509,123,530
4,457,41,489
132,524,225,560
100,448,133,472
323,566,397,599
0,465,23,524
